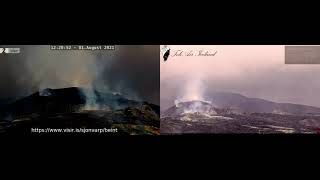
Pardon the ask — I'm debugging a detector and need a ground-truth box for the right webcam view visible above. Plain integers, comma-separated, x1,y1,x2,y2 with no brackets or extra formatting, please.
160,45,320,134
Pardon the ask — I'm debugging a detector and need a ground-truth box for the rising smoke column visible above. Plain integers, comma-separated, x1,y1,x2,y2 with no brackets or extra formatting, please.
23,46,110,110
23,46,100,90
178,76,206,101
0,45,159,106
160,45,220,110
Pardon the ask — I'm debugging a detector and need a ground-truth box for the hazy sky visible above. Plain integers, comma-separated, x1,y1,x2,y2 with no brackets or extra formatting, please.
161,45,320,110
0,45,159,105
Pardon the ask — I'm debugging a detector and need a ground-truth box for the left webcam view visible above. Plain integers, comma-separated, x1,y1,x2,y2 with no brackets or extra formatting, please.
0,45,160,135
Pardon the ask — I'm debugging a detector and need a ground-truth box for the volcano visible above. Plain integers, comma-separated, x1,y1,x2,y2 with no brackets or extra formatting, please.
162,100,218,117
0,87,160,135
161,100,235,133
161,94,320,134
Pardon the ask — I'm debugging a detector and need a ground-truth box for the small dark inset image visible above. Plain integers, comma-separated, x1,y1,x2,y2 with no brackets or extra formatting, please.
0,45,160,135
285,46,320,64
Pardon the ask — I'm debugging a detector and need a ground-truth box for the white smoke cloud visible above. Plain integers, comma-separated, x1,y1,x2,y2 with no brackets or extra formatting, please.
182,101,215,114
179,78,206,101
171,69,212,108
24,46,103,90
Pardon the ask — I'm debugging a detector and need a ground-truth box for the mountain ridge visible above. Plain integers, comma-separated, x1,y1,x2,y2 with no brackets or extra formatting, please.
0,87,160,121
164,92,320,115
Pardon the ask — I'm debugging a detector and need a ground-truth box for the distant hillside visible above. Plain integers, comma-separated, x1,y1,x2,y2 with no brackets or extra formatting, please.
207,92,320,115
162,92,320,115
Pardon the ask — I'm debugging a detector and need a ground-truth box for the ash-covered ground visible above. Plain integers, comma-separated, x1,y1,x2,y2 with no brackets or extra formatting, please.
161,95,320,134
0,87,160,135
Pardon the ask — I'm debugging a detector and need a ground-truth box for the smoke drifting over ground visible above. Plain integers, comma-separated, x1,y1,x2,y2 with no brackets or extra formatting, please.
160,45,320,110
0,45,159,105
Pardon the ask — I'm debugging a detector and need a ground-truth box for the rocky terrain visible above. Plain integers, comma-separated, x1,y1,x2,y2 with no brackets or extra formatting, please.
0,87,160,135
161,96,320,134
